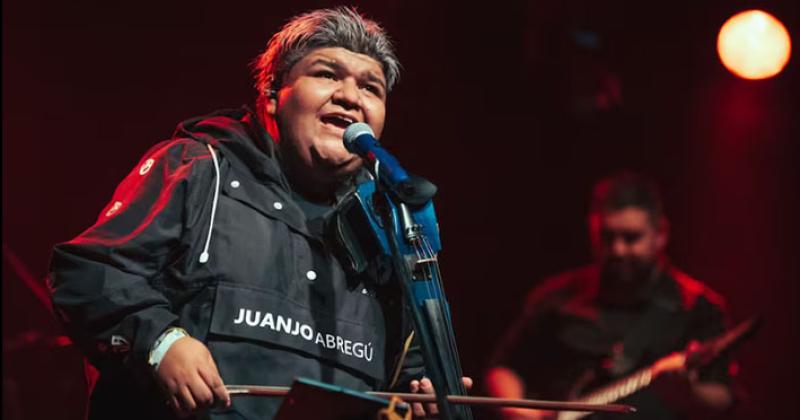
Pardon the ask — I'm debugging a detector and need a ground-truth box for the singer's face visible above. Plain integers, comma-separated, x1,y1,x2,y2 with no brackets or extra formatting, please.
266,47,387,193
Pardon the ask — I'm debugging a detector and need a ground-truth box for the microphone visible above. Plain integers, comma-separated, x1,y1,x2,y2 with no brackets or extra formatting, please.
344,123,410,187
343,123,436,206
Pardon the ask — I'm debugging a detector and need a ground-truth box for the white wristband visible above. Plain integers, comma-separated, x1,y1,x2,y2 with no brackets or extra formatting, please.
148,327,188,371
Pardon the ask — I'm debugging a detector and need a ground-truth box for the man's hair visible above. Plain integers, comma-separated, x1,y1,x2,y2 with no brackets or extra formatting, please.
590,171,665,223
252,6,400,114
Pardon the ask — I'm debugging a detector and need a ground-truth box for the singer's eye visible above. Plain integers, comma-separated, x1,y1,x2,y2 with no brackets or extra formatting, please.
362,84,382,96
314,70,337,80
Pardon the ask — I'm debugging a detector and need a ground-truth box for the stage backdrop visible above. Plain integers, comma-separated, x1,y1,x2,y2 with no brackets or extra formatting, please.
4,1,798,419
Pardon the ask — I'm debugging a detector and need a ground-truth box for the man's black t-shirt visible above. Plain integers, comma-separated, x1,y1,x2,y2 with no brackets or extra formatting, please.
491,264,732,419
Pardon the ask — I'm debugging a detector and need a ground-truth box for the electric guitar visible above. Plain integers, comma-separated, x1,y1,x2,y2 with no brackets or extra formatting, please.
557,317,760,420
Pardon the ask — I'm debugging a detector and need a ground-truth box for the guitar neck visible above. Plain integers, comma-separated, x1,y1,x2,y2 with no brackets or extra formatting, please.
556,316,759,420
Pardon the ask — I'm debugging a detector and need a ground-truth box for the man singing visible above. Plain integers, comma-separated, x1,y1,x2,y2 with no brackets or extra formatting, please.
48,7,461,419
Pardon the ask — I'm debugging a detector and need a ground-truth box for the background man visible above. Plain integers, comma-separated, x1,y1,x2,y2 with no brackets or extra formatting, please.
485,172,735,419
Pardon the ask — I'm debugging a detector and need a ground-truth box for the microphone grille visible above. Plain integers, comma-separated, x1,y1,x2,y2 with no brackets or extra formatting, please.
343,122,374,146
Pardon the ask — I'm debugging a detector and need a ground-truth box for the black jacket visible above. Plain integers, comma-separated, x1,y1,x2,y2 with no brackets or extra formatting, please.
49,107,423,419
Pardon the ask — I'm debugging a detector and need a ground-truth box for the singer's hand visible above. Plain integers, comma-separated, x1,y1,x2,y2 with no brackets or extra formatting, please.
155,337,231,417
409,376,473,418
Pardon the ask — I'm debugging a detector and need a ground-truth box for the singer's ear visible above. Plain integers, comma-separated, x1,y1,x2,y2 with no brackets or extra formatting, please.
264,87,278,115
266,97,278,116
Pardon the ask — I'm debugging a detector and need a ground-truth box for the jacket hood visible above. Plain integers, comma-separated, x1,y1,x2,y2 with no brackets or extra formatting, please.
174,106,371,205
173,106,287,187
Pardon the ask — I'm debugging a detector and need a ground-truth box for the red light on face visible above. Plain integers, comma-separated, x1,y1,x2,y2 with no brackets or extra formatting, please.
717,10,792,80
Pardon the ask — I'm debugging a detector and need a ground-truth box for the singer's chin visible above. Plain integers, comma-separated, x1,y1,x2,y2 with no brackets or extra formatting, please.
311,146,356,167
329,157,363,179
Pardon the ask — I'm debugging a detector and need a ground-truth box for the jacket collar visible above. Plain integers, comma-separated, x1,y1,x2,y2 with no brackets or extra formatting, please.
175,106,372,211
174,106,289,189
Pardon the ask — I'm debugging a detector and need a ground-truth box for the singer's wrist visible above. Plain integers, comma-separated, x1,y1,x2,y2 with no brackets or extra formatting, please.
148,327,188,371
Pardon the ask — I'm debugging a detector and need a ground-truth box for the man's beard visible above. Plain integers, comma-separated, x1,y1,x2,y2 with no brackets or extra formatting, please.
600,256,657,290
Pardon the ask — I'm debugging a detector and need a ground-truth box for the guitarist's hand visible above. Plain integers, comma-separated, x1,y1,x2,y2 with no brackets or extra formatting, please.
652,367,735,416
650,345,698,407
651,350,689,378
486,367,555,420
650,342,732,414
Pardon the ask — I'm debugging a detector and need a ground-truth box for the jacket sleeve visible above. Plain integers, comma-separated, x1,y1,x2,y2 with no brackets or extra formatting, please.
48,139,213,372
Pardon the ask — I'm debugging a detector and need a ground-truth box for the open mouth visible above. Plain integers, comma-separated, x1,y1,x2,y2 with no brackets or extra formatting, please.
321,114,356,129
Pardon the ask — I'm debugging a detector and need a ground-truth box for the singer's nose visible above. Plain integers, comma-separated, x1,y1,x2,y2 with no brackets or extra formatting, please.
332,78,361,110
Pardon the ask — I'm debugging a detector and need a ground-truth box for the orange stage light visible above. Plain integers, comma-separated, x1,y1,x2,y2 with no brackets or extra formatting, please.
717,10,792,80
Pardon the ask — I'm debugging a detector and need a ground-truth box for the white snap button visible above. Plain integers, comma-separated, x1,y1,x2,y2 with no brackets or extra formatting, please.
273,202,283,210
306,270,317,281
105,201,123,217
361,288,369,295
230,180,240,188
139,158,154,175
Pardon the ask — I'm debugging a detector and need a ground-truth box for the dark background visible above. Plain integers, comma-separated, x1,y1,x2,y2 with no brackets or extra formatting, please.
3,1,798,419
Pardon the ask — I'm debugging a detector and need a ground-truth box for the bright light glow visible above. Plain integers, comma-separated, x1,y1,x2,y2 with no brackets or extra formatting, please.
717,10,791,80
